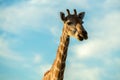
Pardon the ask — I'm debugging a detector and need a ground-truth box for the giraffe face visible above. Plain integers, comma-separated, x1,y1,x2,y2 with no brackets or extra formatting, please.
60,9,88,41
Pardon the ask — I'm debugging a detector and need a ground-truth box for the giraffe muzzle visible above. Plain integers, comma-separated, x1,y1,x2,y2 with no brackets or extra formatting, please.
78,35,84,41
82,30,88,40
78,31,88,41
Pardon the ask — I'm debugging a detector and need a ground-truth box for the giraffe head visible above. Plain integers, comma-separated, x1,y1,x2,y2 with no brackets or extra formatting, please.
60,9,88,41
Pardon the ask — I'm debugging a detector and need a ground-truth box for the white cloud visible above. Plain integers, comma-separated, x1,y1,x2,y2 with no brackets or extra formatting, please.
0,35,44,77
67,0,90,9
103,0,120,9
33,54,42,64
0,0,56,35
29,0,48,4
0,48,24,61
50,26,61,37
0,36,24,61
29,0,58,5
0,0,91,36
65,64,102,80
71,38,120,59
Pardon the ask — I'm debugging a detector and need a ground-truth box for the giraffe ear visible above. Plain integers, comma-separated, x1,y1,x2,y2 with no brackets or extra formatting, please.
78,12,85,20
60,12,66,21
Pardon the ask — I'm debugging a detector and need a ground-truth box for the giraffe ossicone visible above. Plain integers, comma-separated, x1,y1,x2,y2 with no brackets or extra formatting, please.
42,9,88,80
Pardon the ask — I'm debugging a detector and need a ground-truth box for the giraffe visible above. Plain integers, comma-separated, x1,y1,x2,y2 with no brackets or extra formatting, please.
42,9,88,80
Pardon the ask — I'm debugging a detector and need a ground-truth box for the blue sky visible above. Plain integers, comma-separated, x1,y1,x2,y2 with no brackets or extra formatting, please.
0,0,120,80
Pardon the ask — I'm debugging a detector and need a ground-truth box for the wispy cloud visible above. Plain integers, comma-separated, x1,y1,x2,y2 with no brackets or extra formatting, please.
65,64,102,80
68,0,90,9
29,0,58,5
103,0,120,9
0,0,56,35
0,36,24,61
50,26,61,37
33,54,42,64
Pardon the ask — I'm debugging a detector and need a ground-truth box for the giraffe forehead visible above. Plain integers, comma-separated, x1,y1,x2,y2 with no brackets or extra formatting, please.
66,17,80,24
67,15,78,19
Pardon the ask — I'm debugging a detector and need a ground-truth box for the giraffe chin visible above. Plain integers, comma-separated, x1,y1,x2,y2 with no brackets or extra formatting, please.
78,35,84,41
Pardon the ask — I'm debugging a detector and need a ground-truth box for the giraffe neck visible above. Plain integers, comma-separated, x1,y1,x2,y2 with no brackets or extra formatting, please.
51,26,70,79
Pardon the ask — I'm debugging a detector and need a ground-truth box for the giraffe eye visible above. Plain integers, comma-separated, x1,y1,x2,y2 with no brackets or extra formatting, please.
67,22,73,25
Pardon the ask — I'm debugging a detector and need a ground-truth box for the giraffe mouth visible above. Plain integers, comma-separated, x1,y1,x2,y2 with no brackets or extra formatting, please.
83,34,88,40
78,34,88,41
